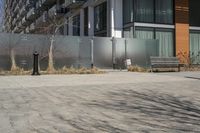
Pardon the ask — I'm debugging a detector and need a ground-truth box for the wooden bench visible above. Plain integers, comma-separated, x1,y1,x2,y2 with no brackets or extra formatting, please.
150,56,180,72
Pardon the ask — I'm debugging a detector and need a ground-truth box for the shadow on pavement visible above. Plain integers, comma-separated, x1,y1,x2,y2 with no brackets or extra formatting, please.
87,89,200,132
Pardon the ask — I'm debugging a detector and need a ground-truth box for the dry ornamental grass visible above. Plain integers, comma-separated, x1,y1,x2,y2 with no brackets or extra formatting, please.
127,65,149,72
0,66,105,76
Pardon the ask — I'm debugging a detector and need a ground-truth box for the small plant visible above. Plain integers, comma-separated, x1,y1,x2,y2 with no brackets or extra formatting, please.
177,50,190,66
127,65,148,72
176,50,200,71
0,68,32,75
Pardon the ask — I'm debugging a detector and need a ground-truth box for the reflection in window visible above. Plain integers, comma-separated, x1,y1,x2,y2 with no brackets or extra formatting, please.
155,0,173,24
94,2,107,33
134,0,154,23
190,0,200,26
123,0,174,24
123,0,134,24
73,15,80,36
84,8,88,36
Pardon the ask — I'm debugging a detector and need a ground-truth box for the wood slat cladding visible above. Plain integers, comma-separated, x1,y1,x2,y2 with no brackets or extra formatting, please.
175,0,189,24
175,0,189,63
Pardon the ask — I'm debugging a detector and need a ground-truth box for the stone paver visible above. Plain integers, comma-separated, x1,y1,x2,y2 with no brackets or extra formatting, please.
0,72,200,133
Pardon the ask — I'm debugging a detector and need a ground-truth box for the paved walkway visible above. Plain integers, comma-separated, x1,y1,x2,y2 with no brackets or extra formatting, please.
0,72,200,133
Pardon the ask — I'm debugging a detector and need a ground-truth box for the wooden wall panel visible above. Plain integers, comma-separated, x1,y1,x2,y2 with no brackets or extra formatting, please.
175,0,189,23
175,0,189,63
175,24,189,55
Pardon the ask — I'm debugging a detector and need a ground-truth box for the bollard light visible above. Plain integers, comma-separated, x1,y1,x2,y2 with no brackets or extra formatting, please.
32,51,40,76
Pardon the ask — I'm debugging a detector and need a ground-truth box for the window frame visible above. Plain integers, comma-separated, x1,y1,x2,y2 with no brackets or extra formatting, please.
123,0,175,25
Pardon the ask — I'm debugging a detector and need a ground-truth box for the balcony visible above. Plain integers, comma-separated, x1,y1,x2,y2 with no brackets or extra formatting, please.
48,4,68,19
36,0,49,12
29,23,36,32
16,14,21,23
22,17,31,26
18,0,23,7
18,21,22,28
13,27,17,33
25,27,30,33
36,0,43,10
35,11,48,26
56,6,69,14
65,0,86,9
26,8,37,21
11,10,17,18
12,18,17,27
12,0,17,10
26,0,31,7
18,21,26,29
19,6,26,17
41,0,56,7
48,5,57,19
13,5,20,13
13,26,22,33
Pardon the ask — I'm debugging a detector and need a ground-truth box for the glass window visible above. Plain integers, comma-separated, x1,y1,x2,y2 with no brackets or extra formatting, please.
123,0,134,24
155,0,173,24
123,0,174,24
135,27,154,39
95,32,107,37
59,25,64,35
84,8,88,36
135,27,174,57
64,18,68,35
134,0,154,23
123,27,134,38
190,31,200,64
94,2,107,32
73,15,80,36
156,29,174,57
190,0,200,26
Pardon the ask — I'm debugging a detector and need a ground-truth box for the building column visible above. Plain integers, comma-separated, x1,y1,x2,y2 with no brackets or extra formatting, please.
108,0,123,38
68,17,73,36
88,6,94,36
175,0,189,63
80,9,84,36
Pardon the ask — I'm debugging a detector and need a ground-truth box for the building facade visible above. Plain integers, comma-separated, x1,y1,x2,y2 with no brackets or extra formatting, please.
3,0,200,63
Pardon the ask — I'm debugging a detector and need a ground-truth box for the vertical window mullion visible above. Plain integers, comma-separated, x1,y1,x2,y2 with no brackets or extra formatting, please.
154,0,156,24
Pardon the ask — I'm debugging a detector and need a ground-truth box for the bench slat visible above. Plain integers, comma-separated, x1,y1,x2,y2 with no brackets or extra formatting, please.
150,56,180,72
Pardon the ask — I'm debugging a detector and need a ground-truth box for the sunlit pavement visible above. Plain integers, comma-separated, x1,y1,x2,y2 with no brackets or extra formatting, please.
0,71,200,133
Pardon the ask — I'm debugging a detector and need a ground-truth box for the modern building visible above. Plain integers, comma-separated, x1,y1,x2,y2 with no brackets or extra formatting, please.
3,0,200,63
4,0,69,34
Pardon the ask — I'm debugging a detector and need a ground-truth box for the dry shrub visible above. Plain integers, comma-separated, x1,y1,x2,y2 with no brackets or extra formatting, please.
128,65,148,72
177,50,190,65
9,67,32,75
0,66,104,76
180,65,200,71
42,66,105,75
0,67,32,75
0,68,4,75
